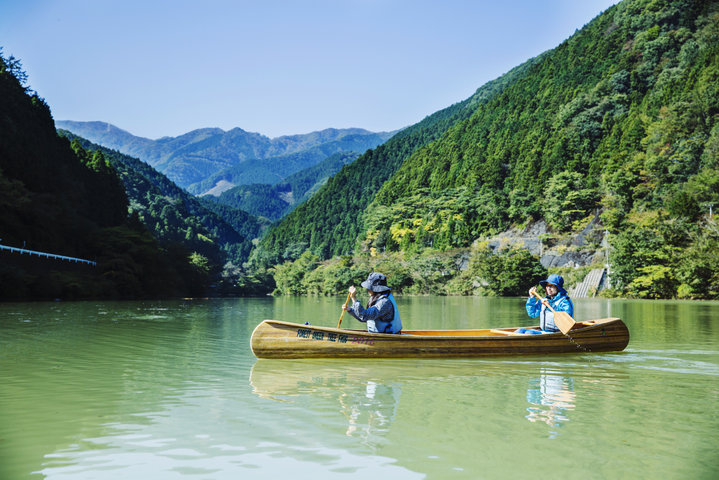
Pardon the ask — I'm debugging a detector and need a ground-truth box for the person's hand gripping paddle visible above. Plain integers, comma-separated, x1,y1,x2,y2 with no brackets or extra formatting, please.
530,290,576,334
336,291,352,328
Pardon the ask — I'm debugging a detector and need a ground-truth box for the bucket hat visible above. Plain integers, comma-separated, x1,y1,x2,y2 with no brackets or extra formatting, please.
539,274,566,293
360,272,391,293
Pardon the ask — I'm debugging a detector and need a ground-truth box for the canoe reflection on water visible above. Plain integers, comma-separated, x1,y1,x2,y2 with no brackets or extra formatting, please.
250,360,583,443
249,360,402,439
525,370,576,437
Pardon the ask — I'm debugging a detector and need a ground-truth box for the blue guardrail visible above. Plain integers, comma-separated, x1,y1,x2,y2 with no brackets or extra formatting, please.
0,244,96,266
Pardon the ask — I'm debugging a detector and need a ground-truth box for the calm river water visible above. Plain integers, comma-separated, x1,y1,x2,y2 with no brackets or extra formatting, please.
1,296,718,479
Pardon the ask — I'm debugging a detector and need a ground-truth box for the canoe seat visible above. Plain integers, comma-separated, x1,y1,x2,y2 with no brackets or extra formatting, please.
490,329,528,336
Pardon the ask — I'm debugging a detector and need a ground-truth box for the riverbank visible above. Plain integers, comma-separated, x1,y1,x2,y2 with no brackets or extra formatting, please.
270,216,612,299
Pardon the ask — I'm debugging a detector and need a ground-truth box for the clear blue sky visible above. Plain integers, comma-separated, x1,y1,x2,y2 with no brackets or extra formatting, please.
2,0,618,139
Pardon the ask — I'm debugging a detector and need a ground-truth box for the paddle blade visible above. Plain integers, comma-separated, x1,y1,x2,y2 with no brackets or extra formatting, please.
554,311,576,335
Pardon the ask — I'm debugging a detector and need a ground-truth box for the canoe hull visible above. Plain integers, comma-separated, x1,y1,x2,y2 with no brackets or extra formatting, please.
250,318,630,359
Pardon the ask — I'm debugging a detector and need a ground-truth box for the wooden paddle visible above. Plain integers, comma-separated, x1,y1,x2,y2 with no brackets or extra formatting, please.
336,291,352,328
531,290,576,335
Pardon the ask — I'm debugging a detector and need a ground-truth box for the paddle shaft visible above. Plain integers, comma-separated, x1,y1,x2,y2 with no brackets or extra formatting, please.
336,291,352,328
530,290,576,335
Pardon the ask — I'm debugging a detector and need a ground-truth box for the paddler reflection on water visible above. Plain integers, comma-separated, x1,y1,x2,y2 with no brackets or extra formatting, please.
525,371,576,437
340,380,402,439
343,272,402,334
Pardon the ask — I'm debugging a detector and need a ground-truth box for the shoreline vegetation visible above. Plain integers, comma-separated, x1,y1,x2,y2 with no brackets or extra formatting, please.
264,218,717,300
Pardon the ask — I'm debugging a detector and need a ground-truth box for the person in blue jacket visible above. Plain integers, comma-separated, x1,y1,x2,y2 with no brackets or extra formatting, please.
344,272,402,334
520,274,574,334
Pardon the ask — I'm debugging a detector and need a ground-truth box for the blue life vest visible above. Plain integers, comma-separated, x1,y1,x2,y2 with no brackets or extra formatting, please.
526,291,574,333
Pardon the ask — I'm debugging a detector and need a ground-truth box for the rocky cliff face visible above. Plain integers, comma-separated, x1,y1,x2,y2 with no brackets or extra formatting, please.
486,215,607,269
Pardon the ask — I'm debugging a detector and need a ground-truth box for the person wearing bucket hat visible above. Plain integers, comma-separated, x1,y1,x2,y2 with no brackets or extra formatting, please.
519,274,574,334
343,272,402,334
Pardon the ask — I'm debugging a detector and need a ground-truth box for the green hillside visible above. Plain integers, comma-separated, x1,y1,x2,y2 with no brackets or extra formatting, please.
0,52,215,299
204,152,359,221
256,55,542,263
59,133,266,267
256,0,719,300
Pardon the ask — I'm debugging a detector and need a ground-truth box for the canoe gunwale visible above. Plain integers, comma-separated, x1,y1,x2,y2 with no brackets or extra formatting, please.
250,317,630,359
255,318,621,339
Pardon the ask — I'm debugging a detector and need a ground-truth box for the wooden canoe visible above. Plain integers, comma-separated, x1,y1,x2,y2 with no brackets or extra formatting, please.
250,318,630,359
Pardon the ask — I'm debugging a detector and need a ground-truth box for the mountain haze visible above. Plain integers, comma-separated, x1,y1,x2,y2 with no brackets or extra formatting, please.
203,152,360,221
187,134,388,196
56,120,394,189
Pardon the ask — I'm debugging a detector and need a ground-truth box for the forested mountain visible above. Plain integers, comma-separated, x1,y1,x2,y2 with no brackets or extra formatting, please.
59,132,268,267
5,0,717,301
257,0,719,300
187,135,386,196
203,152,360,220
256,54,545,262
0,52,216,299
57,120,393,189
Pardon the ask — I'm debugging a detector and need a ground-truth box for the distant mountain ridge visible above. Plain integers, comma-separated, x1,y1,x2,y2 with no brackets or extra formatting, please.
202,152,360,221
56,120,395,189
186,133,388,195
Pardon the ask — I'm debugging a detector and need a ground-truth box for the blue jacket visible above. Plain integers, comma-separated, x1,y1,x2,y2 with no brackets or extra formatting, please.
526,291,574,333
347,292,402,334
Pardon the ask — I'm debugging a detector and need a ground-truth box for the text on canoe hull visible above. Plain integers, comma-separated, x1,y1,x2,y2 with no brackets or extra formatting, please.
296,328,375,346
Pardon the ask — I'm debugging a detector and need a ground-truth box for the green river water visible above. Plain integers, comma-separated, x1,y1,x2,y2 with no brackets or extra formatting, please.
1,296,718,479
